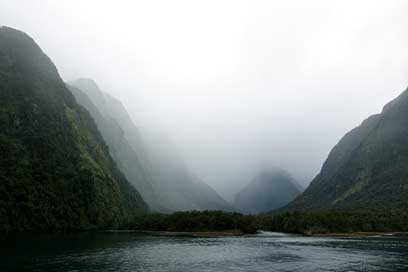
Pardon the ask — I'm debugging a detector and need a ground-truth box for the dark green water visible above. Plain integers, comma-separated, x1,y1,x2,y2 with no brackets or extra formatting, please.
1,232,408,272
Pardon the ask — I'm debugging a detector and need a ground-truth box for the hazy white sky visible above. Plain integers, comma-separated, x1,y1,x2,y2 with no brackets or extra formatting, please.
2,0,408,200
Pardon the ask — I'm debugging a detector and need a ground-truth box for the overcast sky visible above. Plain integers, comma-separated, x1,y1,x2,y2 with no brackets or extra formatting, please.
2,0,408,200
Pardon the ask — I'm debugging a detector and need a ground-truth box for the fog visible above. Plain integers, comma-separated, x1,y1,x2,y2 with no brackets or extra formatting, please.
2,0,408,201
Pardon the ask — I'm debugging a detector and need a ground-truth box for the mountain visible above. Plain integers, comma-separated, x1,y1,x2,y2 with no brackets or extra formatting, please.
234,169,302,214
284,87,408,212
67,81,160,210
0,27,147,232
68,79,234,212
140,130,235,211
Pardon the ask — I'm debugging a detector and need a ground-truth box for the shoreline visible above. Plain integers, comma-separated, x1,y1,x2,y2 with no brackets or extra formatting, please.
138,230,245,237
111,230,408,238
307,232,408,238
104,230,408,238
14,230,407,239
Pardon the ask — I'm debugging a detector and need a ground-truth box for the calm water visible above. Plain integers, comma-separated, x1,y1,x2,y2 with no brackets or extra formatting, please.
1,232,408,272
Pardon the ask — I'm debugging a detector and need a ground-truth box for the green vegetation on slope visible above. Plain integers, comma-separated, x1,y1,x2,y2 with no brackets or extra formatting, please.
68,83,159,210
283,87,408,213
0,27,147,232
69,79,234,212
260,210,408,235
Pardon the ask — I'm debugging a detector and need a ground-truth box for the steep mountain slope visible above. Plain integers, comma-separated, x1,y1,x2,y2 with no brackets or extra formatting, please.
141,130,235,211
285,87,408,212
69,79,234,212
67,83,160,210
234,169,302,214
0,27,147,232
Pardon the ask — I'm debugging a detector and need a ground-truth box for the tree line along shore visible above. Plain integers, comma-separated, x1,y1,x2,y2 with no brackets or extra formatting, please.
120,210,408,236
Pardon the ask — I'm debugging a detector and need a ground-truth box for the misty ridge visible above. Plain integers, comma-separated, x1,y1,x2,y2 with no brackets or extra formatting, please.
2,1,408,271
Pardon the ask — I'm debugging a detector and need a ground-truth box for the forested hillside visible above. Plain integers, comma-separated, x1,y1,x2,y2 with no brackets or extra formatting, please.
0,27,147,232
284,87,408,213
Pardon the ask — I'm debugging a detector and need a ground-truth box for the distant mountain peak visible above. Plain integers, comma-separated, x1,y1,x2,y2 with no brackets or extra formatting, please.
234,168,301,214
69,78,105,98
70,78,97,93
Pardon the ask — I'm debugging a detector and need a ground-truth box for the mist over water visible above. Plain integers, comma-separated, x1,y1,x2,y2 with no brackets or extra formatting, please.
2,0,408,200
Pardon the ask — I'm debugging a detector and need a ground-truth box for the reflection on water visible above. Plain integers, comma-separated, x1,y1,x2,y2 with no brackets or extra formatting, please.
1,232,408,272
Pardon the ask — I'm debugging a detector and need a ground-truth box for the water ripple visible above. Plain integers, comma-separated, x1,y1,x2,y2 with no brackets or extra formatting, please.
1,232,408,272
